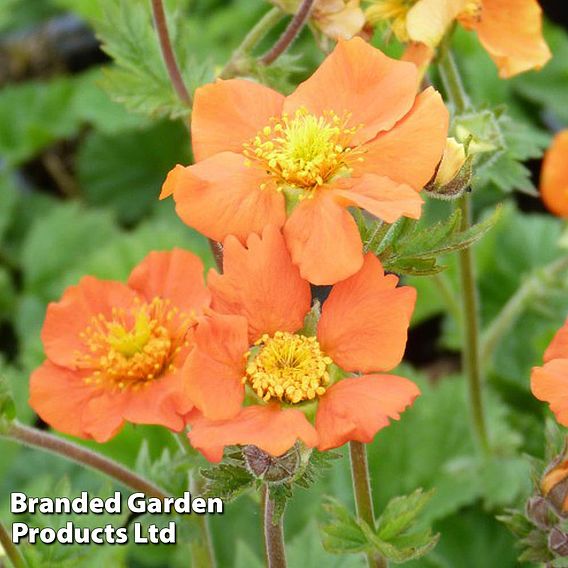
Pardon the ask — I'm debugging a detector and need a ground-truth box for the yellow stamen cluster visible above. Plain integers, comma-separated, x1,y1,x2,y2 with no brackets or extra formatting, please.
243,331,332,404
366,0,417,41
77,297,195,391
243,107,362,195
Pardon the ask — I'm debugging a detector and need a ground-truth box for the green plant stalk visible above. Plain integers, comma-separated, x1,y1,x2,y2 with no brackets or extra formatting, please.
263,487,287,568
1,421,168,499
438,48,490,456
349,441,387,568
220,7,284,78
481,255,568,364
432,272,461,323
0,518,27,568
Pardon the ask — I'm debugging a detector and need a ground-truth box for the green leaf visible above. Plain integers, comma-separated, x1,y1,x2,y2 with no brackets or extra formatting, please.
0,372,16,433
320,497,369,555
95,0,213,120
76,120,190,223
20,202,120,300
377,489,434,541
200,461,255,502
376,207,499,276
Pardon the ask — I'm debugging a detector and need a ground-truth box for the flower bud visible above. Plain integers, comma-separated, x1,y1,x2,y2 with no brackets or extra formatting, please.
526,496,555,529
541,453,568,516
549,527,568,557
425,138,472,200
243,443,311,484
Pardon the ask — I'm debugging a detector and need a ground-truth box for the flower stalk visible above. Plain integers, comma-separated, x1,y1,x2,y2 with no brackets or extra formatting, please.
220,7,284,78
1,421,168,499
151,0,191,106
260,0,316,65
438,46,490,456
349,441,388,568
263,487,288,568
0,518,27,568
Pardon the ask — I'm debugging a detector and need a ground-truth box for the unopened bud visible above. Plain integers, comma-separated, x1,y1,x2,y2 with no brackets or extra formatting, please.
541,452,568,516
549,527,568,557
526,496,555,529
425,138,472,199
243,444,310,484
455,124,497,155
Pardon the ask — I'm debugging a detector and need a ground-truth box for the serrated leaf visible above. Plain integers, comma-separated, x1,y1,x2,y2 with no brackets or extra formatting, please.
200,462,254,502
376,489,434,541
95,0,214,120
320,497,369,554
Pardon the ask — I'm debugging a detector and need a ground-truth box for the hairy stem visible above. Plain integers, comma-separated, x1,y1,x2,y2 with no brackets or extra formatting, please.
1,422,168,499
481,256,568,365
263,487,287,568
349,442,387,568
438,48,490,456
220,7,284,78
260,0,315,66
151,0,191,106
0,519,27,568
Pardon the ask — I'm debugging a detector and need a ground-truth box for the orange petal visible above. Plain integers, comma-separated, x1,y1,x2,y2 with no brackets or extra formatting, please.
283,191,363,285
531,359,568,427
317,253,416,373
357,87,449,190
29,361,117,440
316,374,420,450
182,313,249,421
191,79,285,162
188,404,318,463
470,0,551,78
540,130,568,219
128,249,211,314
208,226,311,342
544,318,568,363
41,277,139,370
334,174,423,224
169,153,286,243
284,37,418,145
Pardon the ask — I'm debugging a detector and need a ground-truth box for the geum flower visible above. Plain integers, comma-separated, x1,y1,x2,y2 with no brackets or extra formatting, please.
161,37,448,285
531,317,568,426
182,225,420,462
30,250,211,442
540,130,568,219
270,0,366,40
366,0,551,78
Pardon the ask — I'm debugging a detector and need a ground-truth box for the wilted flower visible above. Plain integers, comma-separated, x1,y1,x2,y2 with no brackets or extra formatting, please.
366,0,551,78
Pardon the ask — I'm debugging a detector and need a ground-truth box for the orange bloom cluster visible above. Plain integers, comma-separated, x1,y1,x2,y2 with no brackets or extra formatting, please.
162,38,448,285
184,226,419,461
541,130,568,219
367,0,551,79
30,250,210,442
531,318,568,426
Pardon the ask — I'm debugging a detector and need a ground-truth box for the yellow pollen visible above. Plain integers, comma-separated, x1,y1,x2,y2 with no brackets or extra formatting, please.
243,107,363,192
243,331,332,404
76,297,195,391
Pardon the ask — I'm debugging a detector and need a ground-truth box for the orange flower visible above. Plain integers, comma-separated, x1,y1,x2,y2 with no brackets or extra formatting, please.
162,38,449,285
367,0,551,78
541,130,568,219
183,225,419,462
531,317,568,426
29,250,211,442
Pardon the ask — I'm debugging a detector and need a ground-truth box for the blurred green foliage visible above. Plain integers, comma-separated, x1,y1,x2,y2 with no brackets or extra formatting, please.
1,0,568,566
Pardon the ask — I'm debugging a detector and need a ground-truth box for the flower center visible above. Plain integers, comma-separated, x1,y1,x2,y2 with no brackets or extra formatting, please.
77,297,194,391
243,108,362,193
244,331,332,404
